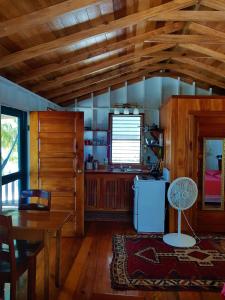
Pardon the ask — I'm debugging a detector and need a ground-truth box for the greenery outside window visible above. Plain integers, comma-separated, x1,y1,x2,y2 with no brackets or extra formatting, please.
1,106,27,209
109,114,143,164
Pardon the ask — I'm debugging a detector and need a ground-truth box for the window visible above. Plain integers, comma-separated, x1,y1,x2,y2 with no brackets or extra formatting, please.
110,114,142,164
1,106,27,209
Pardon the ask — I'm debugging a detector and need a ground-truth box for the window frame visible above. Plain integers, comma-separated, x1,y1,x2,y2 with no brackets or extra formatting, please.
1,106,28,191
108,113,144,165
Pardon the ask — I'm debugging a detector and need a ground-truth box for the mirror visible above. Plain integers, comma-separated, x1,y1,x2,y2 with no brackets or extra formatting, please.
202,138,224,210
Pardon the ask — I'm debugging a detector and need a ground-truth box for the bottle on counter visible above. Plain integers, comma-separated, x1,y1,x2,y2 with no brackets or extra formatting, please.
85,154,93,170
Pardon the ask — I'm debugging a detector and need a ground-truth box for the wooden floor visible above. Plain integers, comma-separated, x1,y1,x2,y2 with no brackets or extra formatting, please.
5,221,224,300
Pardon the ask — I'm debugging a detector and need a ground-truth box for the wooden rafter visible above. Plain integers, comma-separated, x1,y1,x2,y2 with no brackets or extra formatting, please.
0,0,101,38
189,23,225,40
44,57,170,99
166,65,225,90
15,22,183,84
31,43,174,92
172,57,225,78
148,11,225,22
179,44,225,63
54,65,164,105
201,0,225,10
144,34,225,44
0,0,196,69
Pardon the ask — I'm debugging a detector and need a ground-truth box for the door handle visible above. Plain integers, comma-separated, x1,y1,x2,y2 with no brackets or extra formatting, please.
77,169,83,174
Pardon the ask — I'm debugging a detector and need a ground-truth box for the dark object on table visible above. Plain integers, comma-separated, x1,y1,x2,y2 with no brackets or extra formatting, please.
19,189,51,211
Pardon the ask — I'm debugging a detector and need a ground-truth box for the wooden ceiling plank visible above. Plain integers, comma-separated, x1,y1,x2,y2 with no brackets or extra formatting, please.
31,43,174,92
189,23,225,40
144,34,225,43
15,22,183,84
0,0,196,69
54,65,164,105
201,0,225,11
147,11,225,21
45,56,170,99
0,0,102,38
179,44,225,63
173,57,225,78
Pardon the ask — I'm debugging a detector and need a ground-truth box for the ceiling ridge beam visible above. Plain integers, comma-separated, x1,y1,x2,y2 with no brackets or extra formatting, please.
0,0,102,39
14,22,183,84
31,43,174,92
0,0,196,69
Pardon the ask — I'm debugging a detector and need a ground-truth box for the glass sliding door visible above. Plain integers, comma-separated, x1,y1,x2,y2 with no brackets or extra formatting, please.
1,106,27,209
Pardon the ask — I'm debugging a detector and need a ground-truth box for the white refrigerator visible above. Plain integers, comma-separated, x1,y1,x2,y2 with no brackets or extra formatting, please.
133,175,167,233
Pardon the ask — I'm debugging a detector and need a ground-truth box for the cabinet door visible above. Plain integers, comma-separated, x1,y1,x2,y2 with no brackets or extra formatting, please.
30,111,84,236
101,174,134,211
85,174,100,209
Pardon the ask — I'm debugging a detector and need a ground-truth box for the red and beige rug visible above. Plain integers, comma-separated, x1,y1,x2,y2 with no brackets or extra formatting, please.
111,234,225,291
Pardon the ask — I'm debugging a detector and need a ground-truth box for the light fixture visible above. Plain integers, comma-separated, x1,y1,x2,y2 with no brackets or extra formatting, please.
133,107,139,115
114,107,120,114
123,107,129,115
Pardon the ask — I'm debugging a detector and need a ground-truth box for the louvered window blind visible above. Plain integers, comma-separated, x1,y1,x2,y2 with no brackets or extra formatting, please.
111,115,141,164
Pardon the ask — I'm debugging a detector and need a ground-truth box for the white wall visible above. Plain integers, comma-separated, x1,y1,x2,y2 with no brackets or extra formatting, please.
70,76,212,164
0,76,61,111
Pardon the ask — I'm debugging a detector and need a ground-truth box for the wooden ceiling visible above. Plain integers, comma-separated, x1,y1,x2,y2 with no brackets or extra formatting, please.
0,0,225,107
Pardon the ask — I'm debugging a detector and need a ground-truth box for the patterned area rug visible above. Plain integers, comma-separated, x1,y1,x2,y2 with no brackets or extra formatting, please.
111,234,225,291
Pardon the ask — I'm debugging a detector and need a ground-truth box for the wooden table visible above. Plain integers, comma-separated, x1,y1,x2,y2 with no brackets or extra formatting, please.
4,210,72,300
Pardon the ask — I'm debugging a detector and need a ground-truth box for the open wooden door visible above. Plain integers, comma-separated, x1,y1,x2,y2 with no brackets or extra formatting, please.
30,111,84,236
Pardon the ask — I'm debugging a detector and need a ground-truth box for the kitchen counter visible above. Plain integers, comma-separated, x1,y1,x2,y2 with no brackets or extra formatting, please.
85,166,150,174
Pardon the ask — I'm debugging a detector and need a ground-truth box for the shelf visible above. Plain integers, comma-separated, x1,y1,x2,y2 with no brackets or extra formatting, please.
84,144,109,147
85,130,108,132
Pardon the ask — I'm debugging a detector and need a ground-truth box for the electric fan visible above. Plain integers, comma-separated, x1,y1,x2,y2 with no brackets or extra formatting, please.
163,177,198,247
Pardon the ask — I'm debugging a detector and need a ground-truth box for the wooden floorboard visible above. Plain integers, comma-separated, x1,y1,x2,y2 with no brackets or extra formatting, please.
5,221,224,300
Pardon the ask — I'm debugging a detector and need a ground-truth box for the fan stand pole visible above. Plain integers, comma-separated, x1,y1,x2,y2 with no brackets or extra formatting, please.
163,209,196,247
177,209,181,238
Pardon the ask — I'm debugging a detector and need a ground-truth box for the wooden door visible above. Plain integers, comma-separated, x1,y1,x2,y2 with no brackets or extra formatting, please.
30,111,84,236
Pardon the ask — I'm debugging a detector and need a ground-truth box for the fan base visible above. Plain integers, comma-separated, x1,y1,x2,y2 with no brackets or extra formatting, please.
163,233,196,247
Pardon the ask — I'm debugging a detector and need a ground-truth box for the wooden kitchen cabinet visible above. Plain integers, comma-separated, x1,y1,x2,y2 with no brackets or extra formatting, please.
85,172,135,218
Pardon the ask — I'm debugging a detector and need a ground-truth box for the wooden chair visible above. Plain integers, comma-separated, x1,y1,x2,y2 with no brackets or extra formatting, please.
0,215,43,300
19,189,51,211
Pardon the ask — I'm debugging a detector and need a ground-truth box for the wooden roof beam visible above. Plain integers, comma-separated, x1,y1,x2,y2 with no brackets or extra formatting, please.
189,23,225,40
0,0,102,39
144,34,225,44
44,56,170,99
55,65,165,105
14,22,183,84
172,57,225,78
179,44,225,63
201,0,225,11
31,43,174,92
166,65,225,90
148,11,225,22
0,0,196,69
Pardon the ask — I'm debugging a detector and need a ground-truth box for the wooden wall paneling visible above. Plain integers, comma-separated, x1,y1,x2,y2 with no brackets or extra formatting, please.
160,96,225,233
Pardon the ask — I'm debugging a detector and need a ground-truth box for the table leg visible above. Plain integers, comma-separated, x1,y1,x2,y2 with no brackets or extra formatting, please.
44,231,50,300
55,229,62,287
